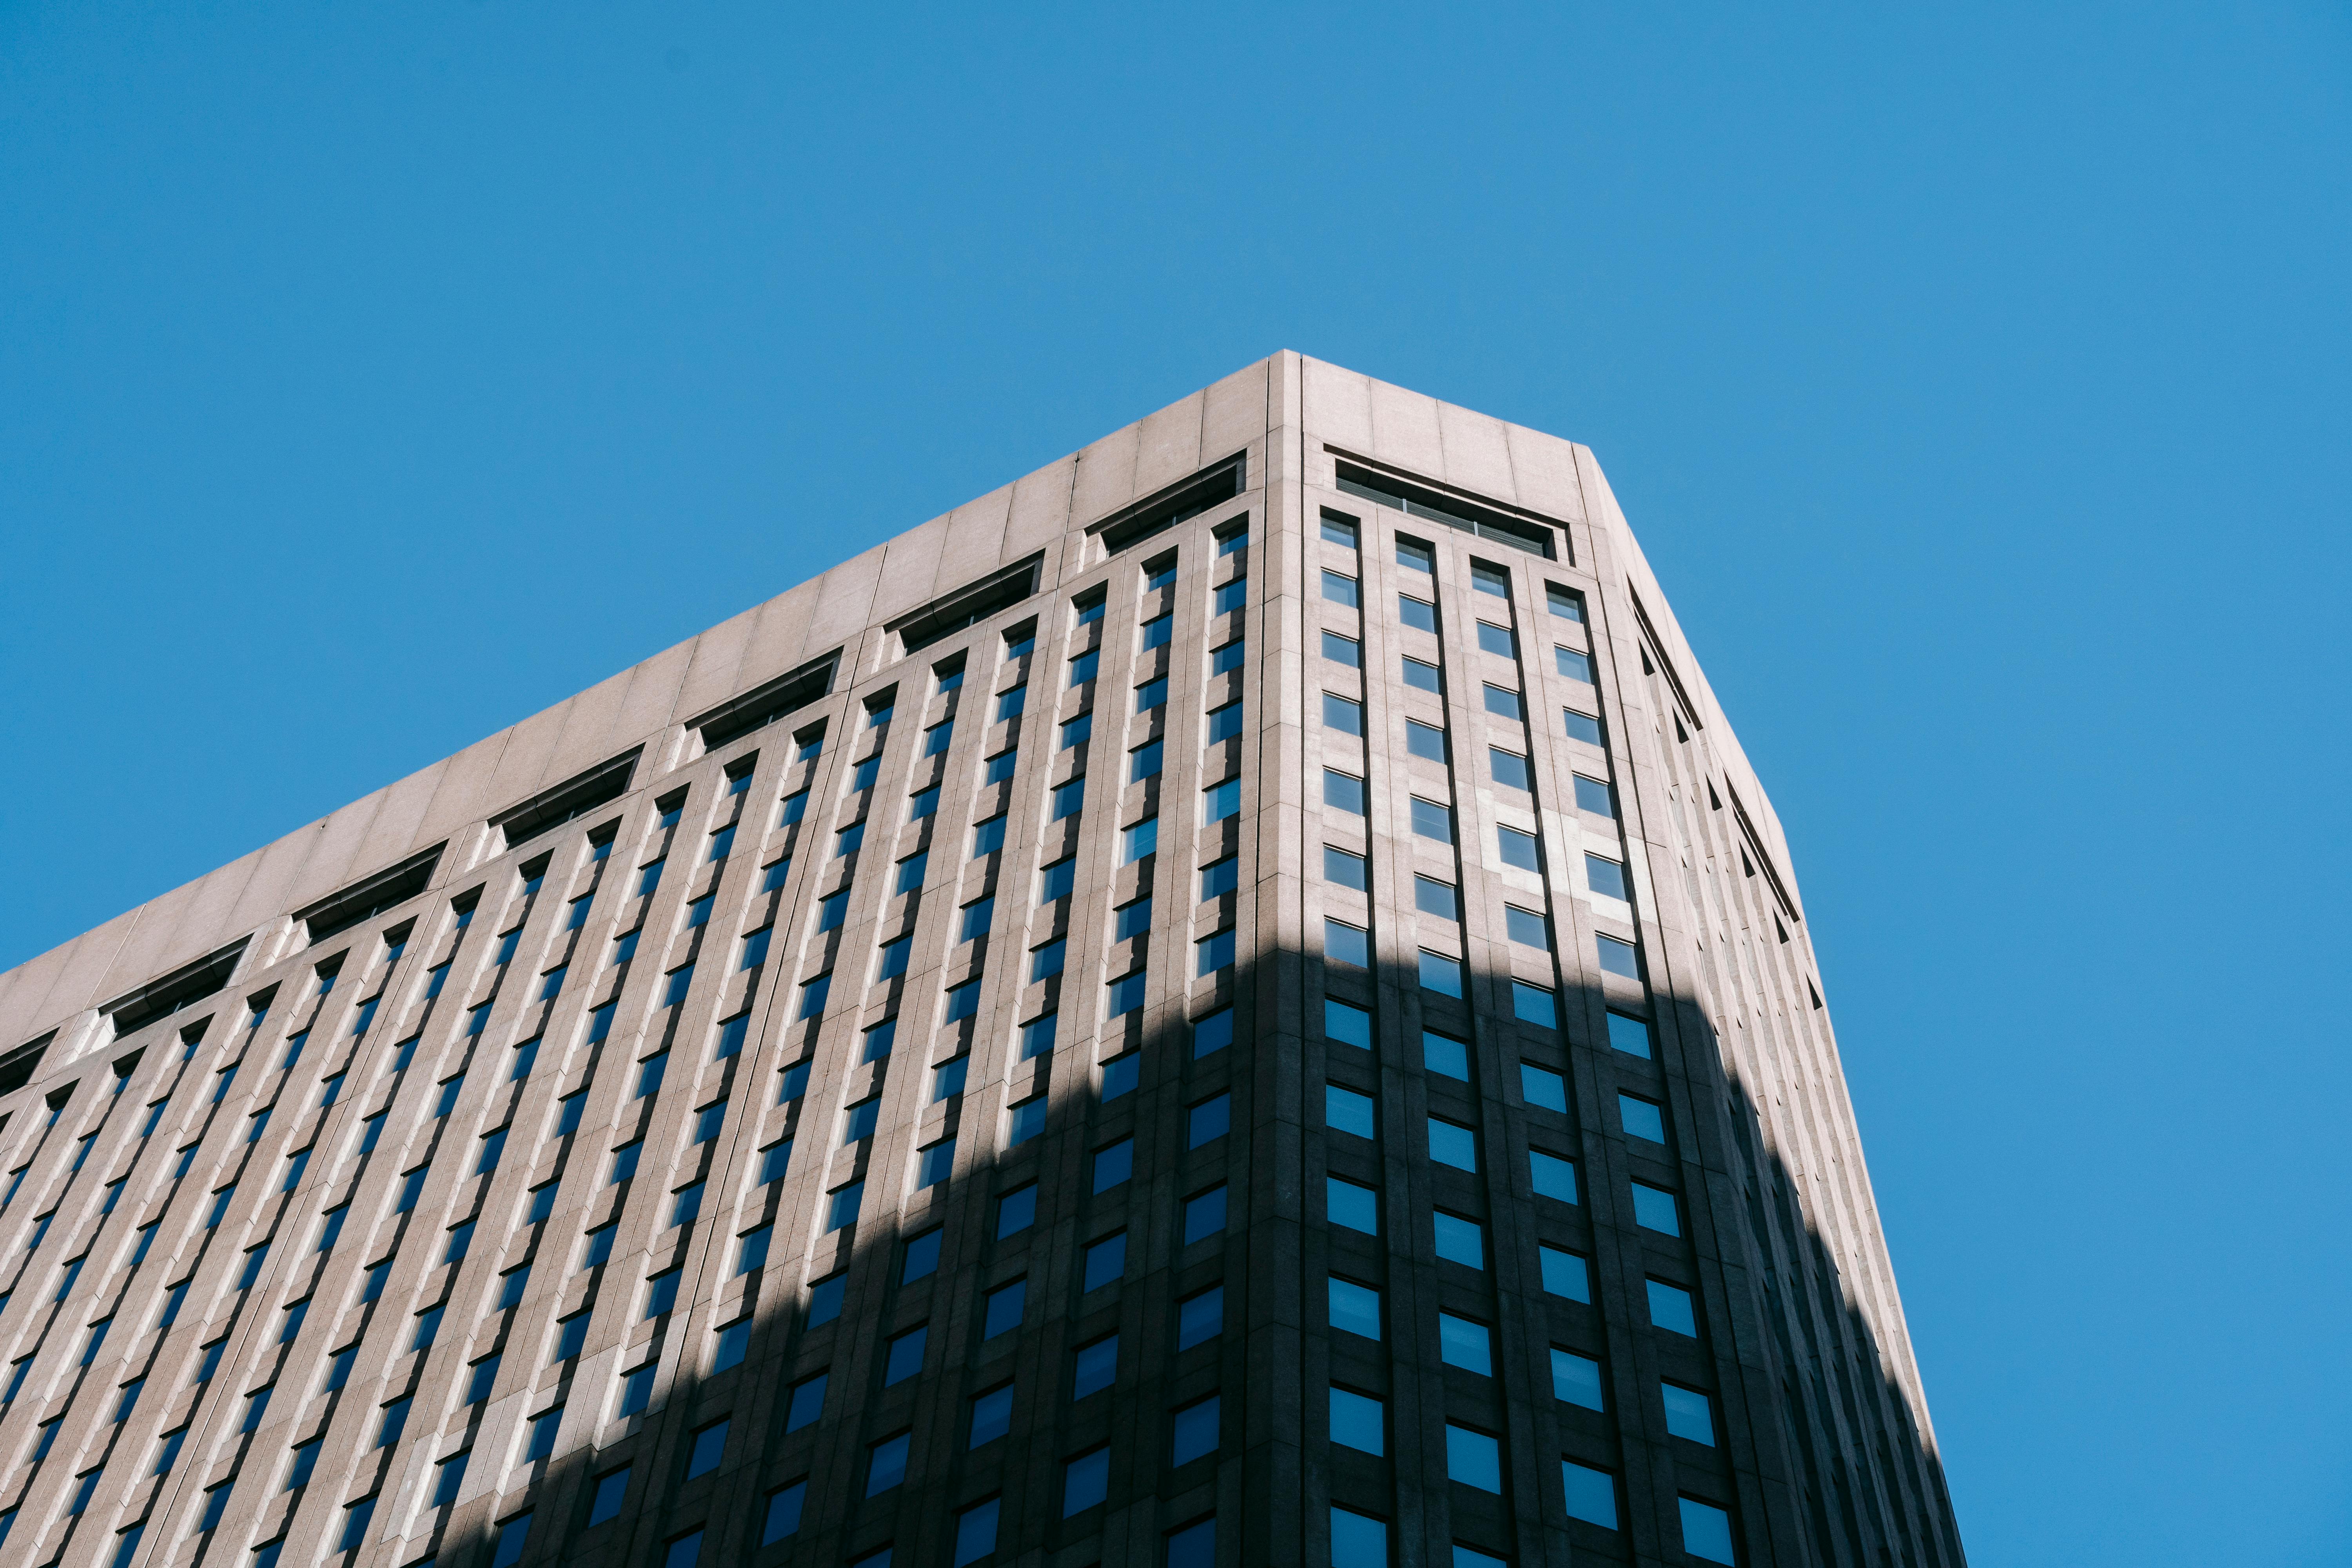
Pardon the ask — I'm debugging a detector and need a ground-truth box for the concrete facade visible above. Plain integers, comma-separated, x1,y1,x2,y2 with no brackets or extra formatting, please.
0,354,1963,1568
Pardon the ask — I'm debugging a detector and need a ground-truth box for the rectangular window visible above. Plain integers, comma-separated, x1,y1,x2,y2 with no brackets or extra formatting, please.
972,815,1007,856
1020,1013,1058,1058
1541,1245,1593,1302
995,686,1026,722
1490,747,1532,790
1632,1183,1681,1235
1060,713,1093,750
1195,928,1235,975
1409,797,1454,843
1092,1137,1133,1191
1483,683,1524,720
983,1279,1025,1339
1082,1232,1126,1290
1068,648,1099,686
1498,824,1542,871
1322,692,1363,736
1211,638,1245,673
1564,708,1604,746
1135,676,1168,711
1141,612,1173,648
1325,1084,1375,1138
1413,874,1458,919
1522,1062,1569,1112
1320,569,1360,608
1328,1176,1377,1234
1321,630,1361,667
1320,510,1359,546
1585,854,1630,901
1556,645,1594,681
1328,1276,1382,1340
1324,998,1372,1049
1213,578,1247,615
1178,1284,1223,1348
1573,773,1615,817
1325,918,1369,967
1607,1011,1655,1057
1401,655,1441,693
1399,594,1436,632
1417,949,1463,996
1597,933,1641,978
1121,817,1158,863
1323,769,1367,815
1530,1150,1579,1203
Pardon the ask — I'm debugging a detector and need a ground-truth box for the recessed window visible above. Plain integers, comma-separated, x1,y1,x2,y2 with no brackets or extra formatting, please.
1409,797,1453,844
1321,630,1361,667
882,1327,926,1387
1573,774,1615,816
1122,817,1158,863
1062,1446,1110,1516
1396,536,1434,573
1171,1394,1220,1466
1585,855,1630,901
1177,1284,1223,1348
1428,1117,1478,1171
1320,569,1360,608
1563,708,1604,746
1552,1349,1605,1410
1213,578,1247,615
1681,1498,1738,1565
1662,1383,1717,1445
1324,769,1367,815
1082,1232,1126,1290
1619,1095,1666,1143
1483,683,1523,720
1542,1245,1593,1302
1470,560,1510,598
1141,612,1174,650
1413,875,1458,919
1399,594,1437,632
1073,1336,1117,1399
1476,621,1515,657
1320,510,1359,547
1327,1175,1377,1234
1323,998,1372,1049
972,815,1007,857
1327,1276,1382,1340
1498,824,1541,871
1206,700,1245,742
983,1279,1026,1339
1187,1093,1230,1147
908,785,939,820
1401,655,1441,691
1405,719,1447,762
1632,1183,1681,1235
1324,846,1367,889
1324,918,1369,967
1130,739,1163,780
1068,648,1099,687
1490,748,1531,790
1199,856,1238,898
1325,1084,1375,1138
1422,1029,1468,1080
1556,645,1593,681
1211,638,1245,673
1330,1388,1385,1455
1417,949,1464,996
1596,933,1641,978
1530,1150,1579,1202
1060,714,1092,750
1522,1062,1569,1112
969,1383,1014,1446
1439,1311,1492,1373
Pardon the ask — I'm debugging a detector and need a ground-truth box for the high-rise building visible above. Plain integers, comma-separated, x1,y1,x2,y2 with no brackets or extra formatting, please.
0,354,1962,1568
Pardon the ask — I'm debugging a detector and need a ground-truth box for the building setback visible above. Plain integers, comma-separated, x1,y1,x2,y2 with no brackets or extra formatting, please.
0,354,1964,1568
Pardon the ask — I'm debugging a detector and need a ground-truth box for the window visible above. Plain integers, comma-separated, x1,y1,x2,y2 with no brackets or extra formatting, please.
969,1383,1015,1446
1548,1348,1605,1410
1004,624,1036,659
909,785,940,820
1142,612,1173,648
799,971,833,1020
1328,1175,1377,1234
1093,1136,1134,1190
1321,630,1360,667
1581,853,1632,902
1498,824,1541,871
1172,1394,1220,1465
1531,1150,1579,1203
1512,980,1561,1028
1542,1245,1593,1302
1327,1086,1374,1133
687,1420,729,1476
1122,816,1158,863
1662,1383,1717,1445
1195,928,1235,975
1328,1276,1381,1339
1409,797,1454,843
779,788,809,827
1662,1503,1736,1568
1136,676,1168,711
1323,769,1366,814
1400,656,1442,695
1470,560,1510,597
1315,1387,1389,1471
1399,594,1436,631
1062,1447,1109,1515
960,896,996,943
1183,1185,1227,1243
1562,1461,1619,1529
995,686,1027,722
1320,568,1360,608
1498,904,1549,950
1213,578,1247,614
1323,693,1363,735
1061,713,1093,750
1421,1029,1470,1080
954,1498,1001,1568
932,1056,969,1102
588,1466,630,1525
761,1482,808,1545
1401,718,1448,763
1320,510,1359,546
883,1328,926,1386
1324,998,1372,1049
1083,1232,1126,1291
1191,1005,1233,1058
1069,648,1098,686
1619,1094,1666,1143
1178,1285,1223,1349
1130,738,1163,780
1632,1183,1681,1235
784,1374,827,1431
1325,918,1369,967
1428,1116,1478,1170
827,1182,864,1230
1205,699,1245,743
1100,1051,1139,1098
1522,1062,1569,1112
1563,708,1604,746
1414,874,1459,919
985,748,1018,784
1106,970,1147,1018
1418,949,1464,996
1573,773,1615,816
1482,683,1523,720
1606,1011,1655,1058
554,1313,590,1361
991,1183,1038,1239
984,1279,1025,1338
738,925,772,970
1434,1211,1486,1269
1489,746,1532,790
1447,1424,1503,1492
1074,1334,1118,1399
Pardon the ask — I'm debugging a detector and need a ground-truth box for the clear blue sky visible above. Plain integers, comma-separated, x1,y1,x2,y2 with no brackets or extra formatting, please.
3,5,2345,1562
